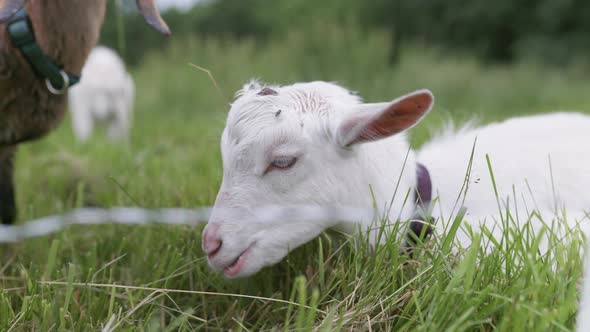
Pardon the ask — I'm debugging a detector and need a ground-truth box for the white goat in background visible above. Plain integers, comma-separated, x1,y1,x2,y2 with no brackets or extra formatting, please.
202,80,590,278
68,46,135,142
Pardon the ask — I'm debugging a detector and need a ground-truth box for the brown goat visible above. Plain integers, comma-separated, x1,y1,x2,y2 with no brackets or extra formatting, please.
0,0,170,224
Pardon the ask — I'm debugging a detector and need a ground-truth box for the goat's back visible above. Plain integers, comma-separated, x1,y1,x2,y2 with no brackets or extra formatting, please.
78,46,129,90
69,47,133,118
418,112,590,220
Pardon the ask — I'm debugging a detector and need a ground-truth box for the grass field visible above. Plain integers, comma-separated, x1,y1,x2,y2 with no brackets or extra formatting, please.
2,30,590,330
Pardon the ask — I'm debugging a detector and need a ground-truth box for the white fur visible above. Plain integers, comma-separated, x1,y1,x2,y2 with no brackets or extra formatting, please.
68,46,134,142
204,80,590,278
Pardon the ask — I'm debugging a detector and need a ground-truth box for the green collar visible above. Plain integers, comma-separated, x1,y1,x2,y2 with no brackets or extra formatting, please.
6,7,80,94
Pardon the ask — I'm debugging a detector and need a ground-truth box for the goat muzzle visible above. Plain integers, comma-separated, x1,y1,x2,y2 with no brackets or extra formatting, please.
136,0,171,36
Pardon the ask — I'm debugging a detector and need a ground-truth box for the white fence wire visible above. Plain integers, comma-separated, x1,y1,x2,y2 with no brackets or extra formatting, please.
0,206,379,243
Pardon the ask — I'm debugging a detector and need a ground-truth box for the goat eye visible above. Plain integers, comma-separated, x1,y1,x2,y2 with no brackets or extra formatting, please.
271,157,297,170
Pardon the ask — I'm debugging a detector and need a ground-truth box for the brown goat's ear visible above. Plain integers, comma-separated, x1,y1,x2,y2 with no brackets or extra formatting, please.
336,89,434,147
136,0,171,36
0,0,24,22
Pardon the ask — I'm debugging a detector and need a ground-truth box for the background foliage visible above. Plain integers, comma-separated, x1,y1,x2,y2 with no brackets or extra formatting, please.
101,0,590,66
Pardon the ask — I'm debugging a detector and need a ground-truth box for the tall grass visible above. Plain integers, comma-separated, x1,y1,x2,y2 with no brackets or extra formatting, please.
2,28,589,330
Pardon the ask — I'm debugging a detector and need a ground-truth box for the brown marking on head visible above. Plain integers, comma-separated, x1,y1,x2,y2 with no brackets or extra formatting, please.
258,87,278,96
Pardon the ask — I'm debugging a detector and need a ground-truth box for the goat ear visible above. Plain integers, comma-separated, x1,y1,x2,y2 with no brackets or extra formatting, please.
136,0,171,35
336,89,434,147
0,0,24,22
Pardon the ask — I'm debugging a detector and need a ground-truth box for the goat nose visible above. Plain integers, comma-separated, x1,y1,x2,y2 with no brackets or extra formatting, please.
202,225,222,257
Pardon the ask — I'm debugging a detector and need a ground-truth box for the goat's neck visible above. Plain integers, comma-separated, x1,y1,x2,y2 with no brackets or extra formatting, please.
25,0,107,74
356,135,419,220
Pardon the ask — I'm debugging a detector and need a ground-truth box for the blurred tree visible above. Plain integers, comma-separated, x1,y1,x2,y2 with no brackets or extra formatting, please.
99,0,590,67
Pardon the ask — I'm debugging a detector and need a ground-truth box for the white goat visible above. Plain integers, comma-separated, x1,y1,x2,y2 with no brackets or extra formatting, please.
202,80,590,278
68,46,135,142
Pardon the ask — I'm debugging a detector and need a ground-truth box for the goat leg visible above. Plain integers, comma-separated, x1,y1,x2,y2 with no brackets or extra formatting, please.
0,146,16,225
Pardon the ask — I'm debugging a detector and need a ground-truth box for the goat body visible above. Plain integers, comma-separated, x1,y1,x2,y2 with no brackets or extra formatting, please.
418,112,590,245
69,46,135,142
203,80,590,278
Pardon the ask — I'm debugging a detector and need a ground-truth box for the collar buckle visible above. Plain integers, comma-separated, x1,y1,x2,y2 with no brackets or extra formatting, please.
45,70,70,95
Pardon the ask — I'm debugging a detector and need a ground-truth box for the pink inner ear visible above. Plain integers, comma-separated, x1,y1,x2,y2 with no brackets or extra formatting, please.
348,91,433,145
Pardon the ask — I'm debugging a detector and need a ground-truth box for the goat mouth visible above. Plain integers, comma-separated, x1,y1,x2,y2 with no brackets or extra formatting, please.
224,243,255,277
207,243,222,258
